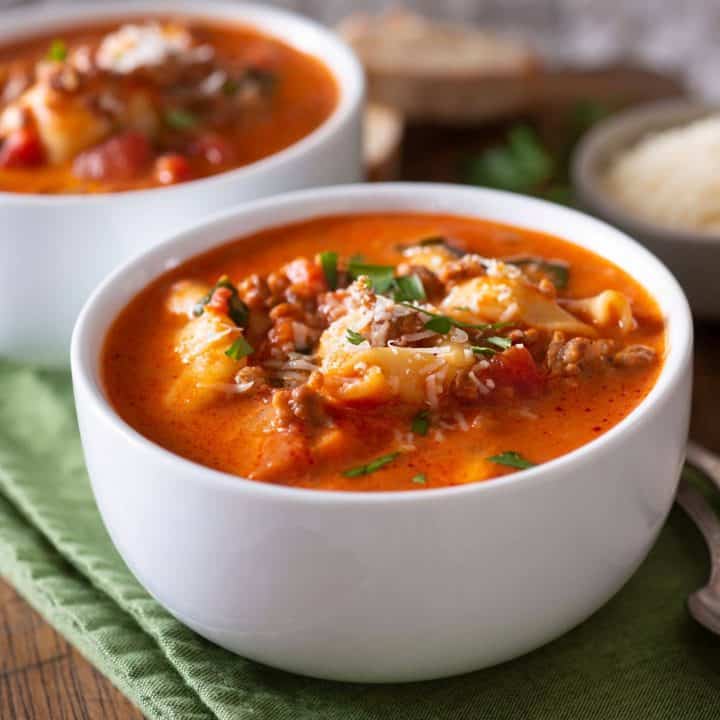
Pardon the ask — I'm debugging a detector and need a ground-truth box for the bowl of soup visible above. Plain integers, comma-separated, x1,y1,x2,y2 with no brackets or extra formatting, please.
71,183,692,682
0,1,363,366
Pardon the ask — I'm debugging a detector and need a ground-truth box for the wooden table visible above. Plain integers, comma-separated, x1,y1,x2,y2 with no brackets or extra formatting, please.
2,70,717,720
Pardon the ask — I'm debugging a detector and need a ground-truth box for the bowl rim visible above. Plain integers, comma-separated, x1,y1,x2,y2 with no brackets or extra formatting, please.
71,182,693,505
571,98,720,246
0,0,364,206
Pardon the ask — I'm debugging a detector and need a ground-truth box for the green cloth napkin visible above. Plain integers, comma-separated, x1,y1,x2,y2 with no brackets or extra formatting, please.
1,361,720,720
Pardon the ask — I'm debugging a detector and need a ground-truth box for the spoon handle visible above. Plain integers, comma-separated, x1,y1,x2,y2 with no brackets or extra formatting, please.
687,442,720,492
677,462,720,595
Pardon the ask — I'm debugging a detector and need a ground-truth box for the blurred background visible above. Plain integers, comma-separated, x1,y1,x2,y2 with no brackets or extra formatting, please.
1,0,716,99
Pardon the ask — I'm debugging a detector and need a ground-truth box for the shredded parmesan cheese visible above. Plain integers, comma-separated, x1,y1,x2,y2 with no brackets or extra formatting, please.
97,23,212,74
605,114,720,233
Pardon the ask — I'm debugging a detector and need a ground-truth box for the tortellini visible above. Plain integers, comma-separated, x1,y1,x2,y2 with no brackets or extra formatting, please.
317,308,475,405
441,274,597,337
165,310,246,410
561,290,637,334
1,83,112,164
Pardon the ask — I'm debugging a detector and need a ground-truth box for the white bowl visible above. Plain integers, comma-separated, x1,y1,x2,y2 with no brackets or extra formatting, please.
0,1,364,367
71,183,692,683
572,99,719,318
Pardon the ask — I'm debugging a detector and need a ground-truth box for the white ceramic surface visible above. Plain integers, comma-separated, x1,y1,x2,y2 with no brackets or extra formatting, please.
0,1,364,366
71,183,692,683
572,99,720,318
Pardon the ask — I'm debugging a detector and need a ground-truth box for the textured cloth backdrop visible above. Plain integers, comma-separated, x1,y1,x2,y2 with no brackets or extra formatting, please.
1,0,717,98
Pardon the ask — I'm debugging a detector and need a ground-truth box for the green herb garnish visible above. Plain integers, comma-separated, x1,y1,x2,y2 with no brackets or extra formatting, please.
193,276,249,328
348,260,395,293
222,78,240,96
394,274,426,302
47,39,67,62
465,125,553,194
463,102,611,206
418,236,446,246
411,473,427,484
424,315,453,334
487,451,536,470
486,336,512,351
398,302,509,334
343,452,401,478
507,256,570,290
319,250,338,290
471,346,496,357
411,410,430,436
397,235,465,258
165,108,197,131
346,329,365,345
225,335,254,361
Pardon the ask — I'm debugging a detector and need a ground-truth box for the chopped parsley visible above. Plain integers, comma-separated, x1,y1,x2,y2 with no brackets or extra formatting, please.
193,276,249,328
225,335,254,361
319,251,338,290
424,315,453,334
222,78,240,96
465,125,554,195
411,410,430,436
411,473,427,484
343,452,401,478
487,451,536,470
348,260,395,293
348,257,426,301
346,328,365,345
393,274,426,302
471,346,496,357
398,302,509,334
486,336,512,350
47,39,67,62
165,108,197,131
397,235,465,257
507,257,570,289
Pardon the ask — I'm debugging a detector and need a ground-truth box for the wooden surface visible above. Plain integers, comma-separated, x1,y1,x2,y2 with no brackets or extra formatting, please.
0,68,716,720
0,581,144,720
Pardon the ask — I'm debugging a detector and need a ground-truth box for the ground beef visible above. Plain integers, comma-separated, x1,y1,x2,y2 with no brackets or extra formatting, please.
546,331,617,376
384,312,429,345
237,273,271,311
438,255,488,286
613,344,657,368
318,277,375,324
271,372,327,428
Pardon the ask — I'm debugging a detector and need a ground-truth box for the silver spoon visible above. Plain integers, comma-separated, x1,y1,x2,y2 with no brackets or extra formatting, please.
676,441,720,634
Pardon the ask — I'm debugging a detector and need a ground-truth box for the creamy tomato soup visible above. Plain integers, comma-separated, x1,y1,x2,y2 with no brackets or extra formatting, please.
0,17,337,193
103,213,665,491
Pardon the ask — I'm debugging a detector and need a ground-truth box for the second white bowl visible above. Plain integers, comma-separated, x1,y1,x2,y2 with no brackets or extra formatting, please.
0,1,364,366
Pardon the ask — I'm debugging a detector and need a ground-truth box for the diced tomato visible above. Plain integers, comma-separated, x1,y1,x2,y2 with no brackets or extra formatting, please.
154,153,193,185
206,286,232,314
73,131,151,182
486,346,544,391
0,127,45,168
189,133,236,166
283,257,326,295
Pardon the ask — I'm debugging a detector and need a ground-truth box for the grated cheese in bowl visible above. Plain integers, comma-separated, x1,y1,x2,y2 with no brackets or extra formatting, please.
604,114,720,234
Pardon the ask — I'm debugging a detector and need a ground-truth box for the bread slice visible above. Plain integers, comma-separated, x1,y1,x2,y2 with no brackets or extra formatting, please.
338,9,539,125
364,102,404,181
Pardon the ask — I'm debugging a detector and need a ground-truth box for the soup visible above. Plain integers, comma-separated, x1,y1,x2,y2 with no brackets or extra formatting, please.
103,213,665,491
0,16,337,193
